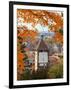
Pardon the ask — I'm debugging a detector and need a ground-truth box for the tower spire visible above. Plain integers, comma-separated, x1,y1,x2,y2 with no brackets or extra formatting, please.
41,35,44,40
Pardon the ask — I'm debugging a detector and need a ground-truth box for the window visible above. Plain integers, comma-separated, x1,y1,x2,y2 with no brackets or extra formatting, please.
39,52,48,66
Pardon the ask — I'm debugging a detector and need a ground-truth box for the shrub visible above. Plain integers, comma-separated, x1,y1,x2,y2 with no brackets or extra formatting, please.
47,63,63,79
21,69,31,80
32,68,48,79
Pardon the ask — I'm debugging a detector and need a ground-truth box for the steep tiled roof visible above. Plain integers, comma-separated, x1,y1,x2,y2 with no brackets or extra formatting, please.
36,39,48,51
29,39,48,51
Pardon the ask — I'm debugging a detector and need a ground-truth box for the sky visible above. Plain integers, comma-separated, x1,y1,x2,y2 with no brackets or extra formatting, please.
35,24,48,33
18,21,48,33
17,21,55,37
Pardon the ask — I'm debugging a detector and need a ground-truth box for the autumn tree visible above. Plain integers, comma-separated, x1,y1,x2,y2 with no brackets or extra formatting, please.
17,9,63,43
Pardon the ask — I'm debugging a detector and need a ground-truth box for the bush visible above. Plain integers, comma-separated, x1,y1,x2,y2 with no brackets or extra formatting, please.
47,63,63,79
32,68,48,79
18,60,63,80
21,69,31,80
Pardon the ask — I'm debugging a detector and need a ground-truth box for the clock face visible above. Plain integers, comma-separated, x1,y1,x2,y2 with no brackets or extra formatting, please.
39,52,48,66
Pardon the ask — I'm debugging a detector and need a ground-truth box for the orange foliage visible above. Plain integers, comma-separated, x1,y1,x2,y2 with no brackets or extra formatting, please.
17,60,24,75
17,9,63,43
17,9,63,30
17,29,38,76
48,12,63,30
17,60,24,70
17,52,24,61
54,32,63,43
17,9,48,26
17,51,25,75
18,29,38,42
